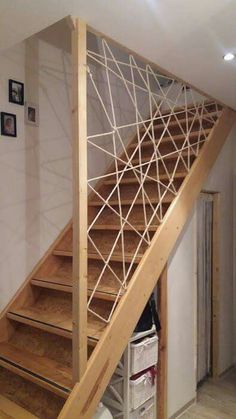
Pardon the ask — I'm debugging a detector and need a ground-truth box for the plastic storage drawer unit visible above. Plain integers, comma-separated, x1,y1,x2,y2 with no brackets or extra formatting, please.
130,335,158,375
130,397,155,418
130,367,156,410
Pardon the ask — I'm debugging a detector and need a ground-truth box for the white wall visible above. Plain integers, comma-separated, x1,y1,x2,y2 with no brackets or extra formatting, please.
168,210,197,417
0,30,156,311
167,126,236,418
0,39,72,310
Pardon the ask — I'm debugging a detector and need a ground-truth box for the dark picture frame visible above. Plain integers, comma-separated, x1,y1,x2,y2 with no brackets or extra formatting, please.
25,101,39,126
1,112,17,137
9,79,24,105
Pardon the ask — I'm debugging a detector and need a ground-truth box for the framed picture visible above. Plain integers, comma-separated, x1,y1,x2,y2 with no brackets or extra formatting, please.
9,79,24,105
1,112,17,137
25,102,39,126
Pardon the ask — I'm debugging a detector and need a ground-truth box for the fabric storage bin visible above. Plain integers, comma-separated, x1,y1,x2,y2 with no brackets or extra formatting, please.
130,397,155,418
130,367,156,410
130,334,158,375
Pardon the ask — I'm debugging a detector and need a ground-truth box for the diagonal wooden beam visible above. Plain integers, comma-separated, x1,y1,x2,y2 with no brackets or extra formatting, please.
59,107,236,418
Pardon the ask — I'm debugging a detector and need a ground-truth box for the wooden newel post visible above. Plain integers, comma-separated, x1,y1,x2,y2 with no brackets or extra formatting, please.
72,18,88,383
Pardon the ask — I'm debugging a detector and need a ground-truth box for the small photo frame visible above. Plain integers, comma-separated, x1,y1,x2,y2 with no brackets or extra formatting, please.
25,102,39,126
1,112,17,137
9,79,24,105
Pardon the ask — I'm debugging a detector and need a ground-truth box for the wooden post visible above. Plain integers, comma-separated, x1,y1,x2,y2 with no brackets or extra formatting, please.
157,265,168,419
72,18,88,382
212,193,220,379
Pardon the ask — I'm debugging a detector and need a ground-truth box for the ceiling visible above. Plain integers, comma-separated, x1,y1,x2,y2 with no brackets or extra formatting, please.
1,0,236,109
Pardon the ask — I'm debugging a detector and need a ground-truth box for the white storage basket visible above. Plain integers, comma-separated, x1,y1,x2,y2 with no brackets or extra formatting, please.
130,369,156,410
130,335,158,375
130,397,155,419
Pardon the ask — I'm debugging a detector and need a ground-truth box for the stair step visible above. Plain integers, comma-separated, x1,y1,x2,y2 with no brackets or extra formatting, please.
89,194,173,207
0,367,64,419
90,224,158,231
139,111,218,133
53,250,144,263
157,101,218,117
0,395,37,419
31,277,124,302
32,258,133,302
0,342,72,398
118,148,198,168
7,306,104,346
129,128,211,149
104,171,187,186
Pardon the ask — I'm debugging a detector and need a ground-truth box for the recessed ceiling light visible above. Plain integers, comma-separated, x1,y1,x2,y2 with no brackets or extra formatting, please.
223,52,235,61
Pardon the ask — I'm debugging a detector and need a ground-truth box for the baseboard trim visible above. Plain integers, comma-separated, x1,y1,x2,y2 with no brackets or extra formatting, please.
168,397,196,419
219,364,235,379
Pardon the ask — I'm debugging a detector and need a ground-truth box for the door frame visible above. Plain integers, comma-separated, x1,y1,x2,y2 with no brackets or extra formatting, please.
196,190,220,381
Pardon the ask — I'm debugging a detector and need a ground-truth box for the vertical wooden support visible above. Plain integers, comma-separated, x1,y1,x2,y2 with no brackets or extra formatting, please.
212,193,220,379
72,18,88,382
157,265,168,419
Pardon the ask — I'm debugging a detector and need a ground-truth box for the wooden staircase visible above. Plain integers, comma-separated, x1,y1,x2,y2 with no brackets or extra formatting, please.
0,99,234,418
0,20,236,419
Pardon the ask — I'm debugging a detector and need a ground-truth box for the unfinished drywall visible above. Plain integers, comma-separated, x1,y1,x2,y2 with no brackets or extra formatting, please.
167,126,236,417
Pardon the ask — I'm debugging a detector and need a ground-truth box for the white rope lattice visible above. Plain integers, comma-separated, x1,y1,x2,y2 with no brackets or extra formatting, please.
86,37,221,323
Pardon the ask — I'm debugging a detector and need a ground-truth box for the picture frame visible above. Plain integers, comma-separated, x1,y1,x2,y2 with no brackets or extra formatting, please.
1,112,17,137
9,79,24,105
25,102,39,126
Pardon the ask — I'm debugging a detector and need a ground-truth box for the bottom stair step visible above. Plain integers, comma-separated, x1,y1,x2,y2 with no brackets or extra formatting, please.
0,395,37,419
0,342,72,398
0,366,64,419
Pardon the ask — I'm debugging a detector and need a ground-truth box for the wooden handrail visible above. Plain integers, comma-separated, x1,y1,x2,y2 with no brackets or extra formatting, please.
59,107,236,417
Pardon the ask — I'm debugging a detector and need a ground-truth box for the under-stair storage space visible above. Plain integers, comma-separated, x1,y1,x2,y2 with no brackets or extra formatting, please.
103,327,158,418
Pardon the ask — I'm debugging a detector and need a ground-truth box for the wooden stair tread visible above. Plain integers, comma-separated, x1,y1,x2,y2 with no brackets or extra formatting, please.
91,224,158,231
52,250,144,263
7,307,106,342
139,111,218,133
89,195,173,207
129,128,211,149
104,171,187,185
0,342,72,393
0,395,37,419
156,101,217,116
118,148,197,167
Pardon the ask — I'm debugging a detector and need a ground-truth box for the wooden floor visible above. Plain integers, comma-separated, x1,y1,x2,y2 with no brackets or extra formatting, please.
180,368,236,418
